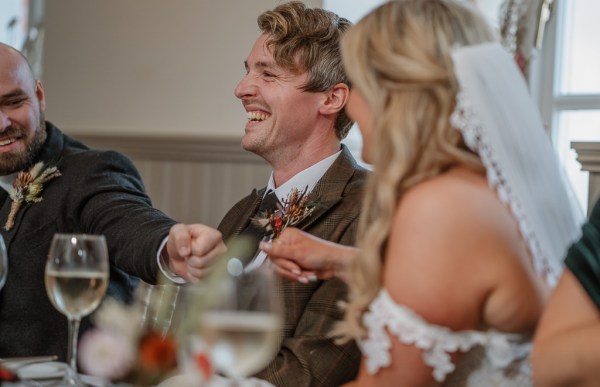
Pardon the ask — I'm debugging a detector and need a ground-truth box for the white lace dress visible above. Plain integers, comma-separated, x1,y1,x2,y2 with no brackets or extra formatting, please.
358,289,533,386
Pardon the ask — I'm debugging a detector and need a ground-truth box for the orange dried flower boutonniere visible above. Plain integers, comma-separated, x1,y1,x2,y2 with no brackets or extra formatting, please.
252,187,319,241
5,161,61,231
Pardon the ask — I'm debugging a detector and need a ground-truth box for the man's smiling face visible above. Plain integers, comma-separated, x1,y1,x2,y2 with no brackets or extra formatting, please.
234,33,324,162
0,45,47,175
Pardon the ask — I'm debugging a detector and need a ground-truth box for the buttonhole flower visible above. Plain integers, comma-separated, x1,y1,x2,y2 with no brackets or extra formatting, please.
5,161,61,231
252,186,319,240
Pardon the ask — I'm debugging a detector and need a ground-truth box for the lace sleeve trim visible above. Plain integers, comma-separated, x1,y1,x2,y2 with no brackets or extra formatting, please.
358,289,531,382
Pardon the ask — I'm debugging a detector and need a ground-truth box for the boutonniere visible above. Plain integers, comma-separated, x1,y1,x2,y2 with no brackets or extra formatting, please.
252,186,319,241
5,161,61,231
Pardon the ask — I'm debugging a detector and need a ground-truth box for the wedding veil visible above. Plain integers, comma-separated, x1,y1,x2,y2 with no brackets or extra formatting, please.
450,42,584,286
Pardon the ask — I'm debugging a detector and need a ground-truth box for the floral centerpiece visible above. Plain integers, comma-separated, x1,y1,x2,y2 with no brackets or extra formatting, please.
77,239,253,385
77,285,183,385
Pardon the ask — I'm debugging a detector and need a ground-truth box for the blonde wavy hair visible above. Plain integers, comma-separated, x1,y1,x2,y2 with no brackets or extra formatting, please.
335,0,496,341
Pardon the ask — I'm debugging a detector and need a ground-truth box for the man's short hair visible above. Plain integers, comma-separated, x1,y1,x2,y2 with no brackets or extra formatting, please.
258,1,353,139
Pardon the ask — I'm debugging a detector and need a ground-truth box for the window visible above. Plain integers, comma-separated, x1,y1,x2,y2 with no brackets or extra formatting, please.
534,0,600,213
0,0,44,78
0,0,29,50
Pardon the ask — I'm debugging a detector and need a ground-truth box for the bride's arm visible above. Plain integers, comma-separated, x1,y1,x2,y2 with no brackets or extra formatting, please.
261,228,358,283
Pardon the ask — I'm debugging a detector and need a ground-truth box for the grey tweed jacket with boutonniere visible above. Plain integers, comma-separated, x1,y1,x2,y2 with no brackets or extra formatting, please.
0,121,177,361
218,145,368,387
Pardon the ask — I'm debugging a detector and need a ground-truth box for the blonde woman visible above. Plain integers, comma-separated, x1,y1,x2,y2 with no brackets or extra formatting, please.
263,0,582,385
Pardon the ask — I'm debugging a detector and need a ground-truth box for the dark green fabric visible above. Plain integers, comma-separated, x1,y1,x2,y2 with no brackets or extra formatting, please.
566,199,600,310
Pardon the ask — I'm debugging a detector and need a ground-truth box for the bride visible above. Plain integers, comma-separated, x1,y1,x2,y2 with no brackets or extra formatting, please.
262,0,583,385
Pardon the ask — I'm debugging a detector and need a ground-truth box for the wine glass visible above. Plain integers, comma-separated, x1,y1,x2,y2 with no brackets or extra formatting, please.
134,281,181,335
44,234,109,386
179,259,282,384
0,235,7,291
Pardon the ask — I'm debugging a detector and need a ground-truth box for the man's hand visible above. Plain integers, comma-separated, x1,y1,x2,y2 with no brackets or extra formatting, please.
165,224,226,282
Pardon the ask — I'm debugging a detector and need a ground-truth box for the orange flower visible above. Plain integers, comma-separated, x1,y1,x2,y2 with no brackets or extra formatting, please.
138,331,177,371
194,352,213,379
0,366,17,382
253,186,319,240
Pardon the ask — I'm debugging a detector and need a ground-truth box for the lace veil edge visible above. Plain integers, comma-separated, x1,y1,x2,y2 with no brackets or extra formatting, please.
450,42,584,286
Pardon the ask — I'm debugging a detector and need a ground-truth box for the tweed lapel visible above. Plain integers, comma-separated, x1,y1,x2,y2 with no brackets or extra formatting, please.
292,145,358,232
230,187,267,237
0,188,12,235
0,188,8,207
225,145,361,238
0,197,33,246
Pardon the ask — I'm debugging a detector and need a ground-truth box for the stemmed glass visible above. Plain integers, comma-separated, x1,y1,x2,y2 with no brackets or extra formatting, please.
0,235,7,291
179,258,282,384
44,234,109,386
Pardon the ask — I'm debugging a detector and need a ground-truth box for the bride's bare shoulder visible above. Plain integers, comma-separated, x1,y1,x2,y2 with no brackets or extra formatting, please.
383,167,503,325
387,165,525,279
398,166,493,221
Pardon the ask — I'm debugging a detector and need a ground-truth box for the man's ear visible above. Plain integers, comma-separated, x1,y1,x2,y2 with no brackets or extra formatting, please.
35,80,46,112
319,83,349,116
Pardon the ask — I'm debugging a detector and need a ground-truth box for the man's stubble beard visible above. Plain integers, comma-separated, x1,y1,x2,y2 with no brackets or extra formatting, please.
241,126,280,160
0,116,47,176
241,131,264,156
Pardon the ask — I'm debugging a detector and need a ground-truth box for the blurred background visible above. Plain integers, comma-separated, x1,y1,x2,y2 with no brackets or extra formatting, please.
1,0,599,225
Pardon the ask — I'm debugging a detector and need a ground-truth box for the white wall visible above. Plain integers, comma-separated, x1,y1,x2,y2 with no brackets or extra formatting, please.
42,0,321,138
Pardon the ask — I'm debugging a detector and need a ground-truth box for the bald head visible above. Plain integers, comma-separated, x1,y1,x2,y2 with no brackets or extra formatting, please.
0,43,37,92
0,43,31,62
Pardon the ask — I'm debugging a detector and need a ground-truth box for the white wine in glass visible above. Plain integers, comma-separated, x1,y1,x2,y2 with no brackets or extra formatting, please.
45,234,109,386
0,235,7,291
201,309,280,378
181,260,282,383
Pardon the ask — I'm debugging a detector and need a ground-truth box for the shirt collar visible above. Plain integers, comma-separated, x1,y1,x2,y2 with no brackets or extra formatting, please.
266,150,341,201
0,173,17,192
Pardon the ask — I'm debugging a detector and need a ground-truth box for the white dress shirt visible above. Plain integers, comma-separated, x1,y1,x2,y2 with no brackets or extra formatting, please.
244,149,341,271
0,174,17,192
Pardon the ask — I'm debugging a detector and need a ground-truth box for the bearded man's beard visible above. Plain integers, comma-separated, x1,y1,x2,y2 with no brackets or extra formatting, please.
0,115,47,175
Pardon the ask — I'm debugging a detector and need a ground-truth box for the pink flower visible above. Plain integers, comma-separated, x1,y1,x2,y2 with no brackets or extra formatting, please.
79,329,136,380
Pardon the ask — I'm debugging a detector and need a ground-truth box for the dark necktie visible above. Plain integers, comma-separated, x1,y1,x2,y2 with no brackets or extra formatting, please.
237,190,280,264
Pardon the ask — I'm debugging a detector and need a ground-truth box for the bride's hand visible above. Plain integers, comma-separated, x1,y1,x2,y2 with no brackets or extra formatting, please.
260,228,357,283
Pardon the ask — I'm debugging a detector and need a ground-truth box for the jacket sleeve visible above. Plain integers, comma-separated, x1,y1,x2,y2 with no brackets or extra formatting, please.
68,150,177,283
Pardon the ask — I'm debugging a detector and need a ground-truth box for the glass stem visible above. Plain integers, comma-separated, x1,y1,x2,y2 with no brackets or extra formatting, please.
67,317,81,372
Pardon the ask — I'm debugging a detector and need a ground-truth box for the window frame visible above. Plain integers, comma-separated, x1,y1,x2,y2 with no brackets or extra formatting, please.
531,0,600,212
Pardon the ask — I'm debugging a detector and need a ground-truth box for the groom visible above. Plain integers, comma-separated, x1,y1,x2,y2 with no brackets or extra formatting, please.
171,3,365,384
219,3,365,386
